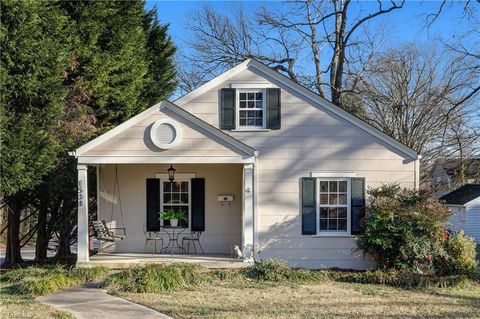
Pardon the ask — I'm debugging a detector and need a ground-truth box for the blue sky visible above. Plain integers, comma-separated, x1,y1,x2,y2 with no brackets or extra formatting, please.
146,0,471,52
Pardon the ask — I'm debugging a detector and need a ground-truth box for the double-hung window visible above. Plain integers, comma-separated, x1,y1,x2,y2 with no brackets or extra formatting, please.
237,90,265,128
160,179,190,228
317,178,351,235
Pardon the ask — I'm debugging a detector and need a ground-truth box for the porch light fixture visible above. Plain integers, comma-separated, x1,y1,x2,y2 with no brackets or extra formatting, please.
167,165,176,182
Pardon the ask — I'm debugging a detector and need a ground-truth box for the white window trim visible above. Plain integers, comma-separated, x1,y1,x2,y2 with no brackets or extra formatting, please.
236,89,266,130
315,177,351,236
156,173,196,230
230,83,277,89
311,172,357,178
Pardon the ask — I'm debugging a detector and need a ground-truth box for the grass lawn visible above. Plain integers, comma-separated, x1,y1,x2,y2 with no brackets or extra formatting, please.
1,262,479,319
0,281,73,319
123,280,480,319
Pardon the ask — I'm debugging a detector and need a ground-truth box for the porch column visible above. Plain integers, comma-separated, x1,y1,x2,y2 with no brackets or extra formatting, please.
77,165,89,263
242,163,254,260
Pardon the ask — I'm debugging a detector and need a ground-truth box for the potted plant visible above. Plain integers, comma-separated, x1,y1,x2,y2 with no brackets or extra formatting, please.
159,209,187,227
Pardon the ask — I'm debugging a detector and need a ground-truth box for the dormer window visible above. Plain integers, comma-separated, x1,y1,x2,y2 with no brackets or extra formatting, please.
238,90,265,128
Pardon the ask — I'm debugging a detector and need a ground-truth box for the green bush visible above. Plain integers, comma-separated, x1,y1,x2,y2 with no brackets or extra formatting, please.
338,269,469,289
102,263,211,293
20,273,78,296
244,259,294,281
212,269,244,282
2,265,111,296
356,185,451,273
436,231,478,275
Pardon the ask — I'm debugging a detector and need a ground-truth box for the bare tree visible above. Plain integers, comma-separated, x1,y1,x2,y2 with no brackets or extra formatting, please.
425,0,480,108
355,44,479,178
183,4,301,90
182,1,404,108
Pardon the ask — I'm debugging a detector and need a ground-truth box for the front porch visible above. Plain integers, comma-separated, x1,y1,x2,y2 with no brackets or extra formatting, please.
76,162,256,267
79,252,250,269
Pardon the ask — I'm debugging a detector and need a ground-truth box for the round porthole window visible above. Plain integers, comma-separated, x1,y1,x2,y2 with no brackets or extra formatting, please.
150,119,182,149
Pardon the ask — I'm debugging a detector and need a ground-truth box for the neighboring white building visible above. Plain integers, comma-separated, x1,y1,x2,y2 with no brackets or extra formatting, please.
72,59,420,270
440,184,480,244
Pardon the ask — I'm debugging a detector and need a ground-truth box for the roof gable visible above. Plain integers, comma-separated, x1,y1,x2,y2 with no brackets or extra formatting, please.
75,100,256,157
175,59,418,160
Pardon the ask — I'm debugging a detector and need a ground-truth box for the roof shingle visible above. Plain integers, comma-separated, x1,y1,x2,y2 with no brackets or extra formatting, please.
439,184,480,205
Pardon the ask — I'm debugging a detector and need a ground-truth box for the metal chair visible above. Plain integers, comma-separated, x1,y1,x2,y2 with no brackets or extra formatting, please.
144,225,164,253
181,231,204,254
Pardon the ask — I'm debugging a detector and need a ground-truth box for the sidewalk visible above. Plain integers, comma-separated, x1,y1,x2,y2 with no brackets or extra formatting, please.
37,286,173,319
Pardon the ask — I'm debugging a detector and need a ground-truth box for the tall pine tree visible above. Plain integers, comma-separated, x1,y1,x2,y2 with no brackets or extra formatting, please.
142,6,177,105
29,1,177,261
1,0,69,265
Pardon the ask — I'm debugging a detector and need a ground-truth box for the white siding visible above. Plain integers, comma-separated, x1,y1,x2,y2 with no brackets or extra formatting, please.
466,198,480,244
183,67,415,269
447,206,467,233
83,66,416,269
84,108,245,160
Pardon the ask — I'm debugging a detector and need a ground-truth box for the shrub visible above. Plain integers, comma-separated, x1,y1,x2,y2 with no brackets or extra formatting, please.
2,265,58,283
102,263,211,293
212,269,244,282
244,259,293,281
436,231,478,275
338,269,469,289
356,185,451,273
20,273,78,296
2,265,111,296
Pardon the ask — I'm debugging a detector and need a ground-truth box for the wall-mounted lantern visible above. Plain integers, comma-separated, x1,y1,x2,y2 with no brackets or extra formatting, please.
167,165,176,182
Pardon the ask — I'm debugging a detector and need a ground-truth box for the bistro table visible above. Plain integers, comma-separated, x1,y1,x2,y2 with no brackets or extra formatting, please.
160,226,187,254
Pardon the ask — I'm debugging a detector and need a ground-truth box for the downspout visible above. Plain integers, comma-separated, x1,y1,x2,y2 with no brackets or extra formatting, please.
414,155,422,190
253,151,260,260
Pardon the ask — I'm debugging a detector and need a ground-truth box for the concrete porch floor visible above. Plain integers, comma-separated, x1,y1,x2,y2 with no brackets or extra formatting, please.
77,253,251,269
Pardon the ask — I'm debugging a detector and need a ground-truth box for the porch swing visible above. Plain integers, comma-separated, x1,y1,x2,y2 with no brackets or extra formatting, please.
92,165,127,251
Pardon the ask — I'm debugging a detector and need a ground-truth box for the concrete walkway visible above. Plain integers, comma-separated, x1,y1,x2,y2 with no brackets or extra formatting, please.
37,286,173,319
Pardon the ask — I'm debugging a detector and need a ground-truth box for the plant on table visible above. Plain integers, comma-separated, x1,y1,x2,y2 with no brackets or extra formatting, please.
159,209,187,227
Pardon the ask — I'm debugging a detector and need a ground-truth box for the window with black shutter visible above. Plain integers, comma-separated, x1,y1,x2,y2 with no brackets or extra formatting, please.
301,176,366,236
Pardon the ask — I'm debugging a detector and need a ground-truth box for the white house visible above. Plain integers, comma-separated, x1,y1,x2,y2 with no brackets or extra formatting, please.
72,59,420,270
440,184,480,243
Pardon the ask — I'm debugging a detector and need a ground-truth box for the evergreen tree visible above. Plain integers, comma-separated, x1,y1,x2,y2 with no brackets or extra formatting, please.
29,1,178,260
142,6,177,105
1,0,69,265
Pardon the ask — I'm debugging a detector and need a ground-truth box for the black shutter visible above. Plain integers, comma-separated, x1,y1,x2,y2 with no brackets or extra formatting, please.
301,177,316,235
220,88,235,130
266,88,281,129
191,178,205,231
351,177,366,235
146,178,160,232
